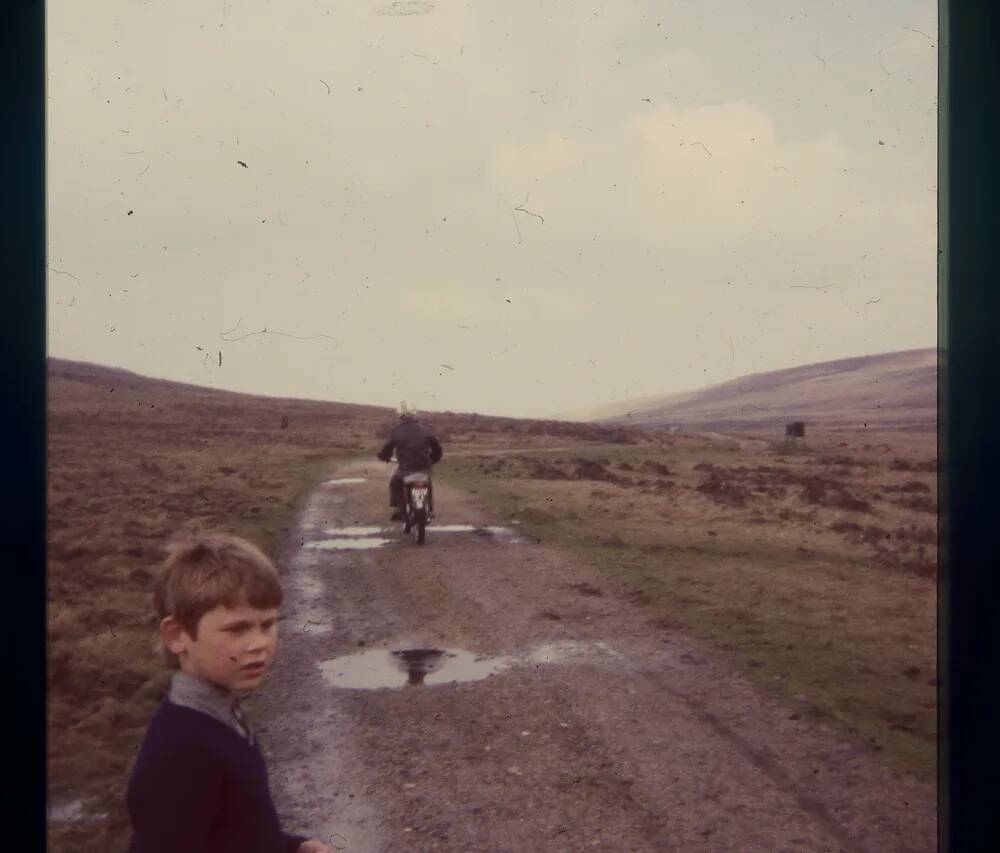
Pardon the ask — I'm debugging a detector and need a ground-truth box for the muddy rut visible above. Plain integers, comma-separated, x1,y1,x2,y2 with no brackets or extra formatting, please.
252,461,934,853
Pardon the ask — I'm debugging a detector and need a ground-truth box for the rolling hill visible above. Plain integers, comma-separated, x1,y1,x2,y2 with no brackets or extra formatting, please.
563,348,936,431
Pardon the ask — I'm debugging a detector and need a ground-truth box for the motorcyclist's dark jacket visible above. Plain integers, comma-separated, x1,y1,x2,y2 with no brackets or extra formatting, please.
377,416,443,472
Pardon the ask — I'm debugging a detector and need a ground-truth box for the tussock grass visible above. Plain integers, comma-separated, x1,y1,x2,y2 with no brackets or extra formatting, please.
47,360,645,852
440,431,937,778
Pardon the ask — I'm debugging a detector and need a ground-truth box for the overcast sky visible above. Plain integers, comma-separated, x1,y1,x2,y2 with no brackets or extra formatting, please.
47,0,936,418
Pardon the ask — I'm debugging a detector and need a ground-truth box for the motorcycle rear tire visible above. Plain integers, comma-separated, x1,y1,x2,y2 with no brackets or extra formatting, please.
414,508,427,545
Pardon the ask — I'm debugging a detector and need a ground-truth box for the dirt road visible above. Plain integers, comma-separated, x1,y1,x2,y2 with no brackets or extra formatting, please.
252,461,934,853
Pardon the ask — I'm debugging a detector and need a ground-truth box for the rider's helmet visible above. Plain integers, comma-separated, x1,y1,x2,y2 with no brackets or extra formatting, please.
398,401,417,421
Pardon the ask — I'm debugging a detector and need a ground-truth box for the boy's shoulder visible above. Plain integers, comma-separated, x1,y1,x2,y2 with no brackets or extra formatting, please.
139,699,245,761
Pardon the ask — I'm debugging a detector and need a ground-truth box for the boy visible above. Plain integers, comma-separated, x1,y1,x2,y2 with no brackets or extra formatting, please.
126,533,332,853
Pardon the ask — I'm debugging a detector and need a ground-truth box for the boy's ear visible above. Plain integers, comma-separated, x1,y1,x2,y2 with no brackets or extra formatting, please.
160,616,190,656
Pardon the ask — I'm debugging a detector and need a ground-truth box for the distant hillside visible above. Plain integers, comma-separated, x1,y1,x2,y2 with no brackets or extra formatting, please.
46,358,643,444
46,358,392,412
566,349,936,431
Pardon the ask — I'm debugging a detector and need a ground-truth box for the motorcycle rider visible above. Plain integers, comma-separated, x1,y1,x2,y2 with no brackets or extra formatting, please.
377,403,443,521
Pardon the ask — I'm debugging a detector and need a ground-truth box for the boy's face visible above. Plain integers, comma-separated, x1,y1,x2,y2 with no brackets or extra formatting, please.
162,601,279,694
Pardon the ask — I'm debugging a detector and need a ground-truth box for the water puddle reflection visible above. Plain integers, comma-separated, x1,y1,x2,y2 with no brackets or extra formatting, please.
306,537,394,551
527,640,620,665
317,640,619,690
424,524,525,541
318,647,514,689
323,525,387,536
323,478,367,486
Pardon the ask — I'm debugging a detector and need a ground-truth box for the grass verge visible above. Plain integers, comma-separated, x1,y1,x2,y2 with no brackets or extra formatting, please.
439,440,936,780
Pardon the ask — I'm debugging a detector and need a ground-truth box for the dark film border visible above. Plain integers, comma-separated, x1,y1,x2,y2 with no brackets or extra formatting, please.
938,1,1000,850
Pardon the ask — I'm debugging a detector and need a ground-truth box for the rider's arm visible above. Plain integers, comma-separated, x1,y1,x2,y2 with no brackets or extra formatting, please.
428,436,443,464
377,440,394,462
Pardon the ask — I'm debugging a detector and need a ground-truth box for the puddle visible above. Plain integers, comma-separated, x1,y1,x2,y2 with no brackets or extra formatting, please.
323,526,387,536
318,647,514,689
47,798,107,824
425,524,525,541
323,478,367,486
317,641,620,690
392,649,447,685
526,640,620,665
305,537,394,551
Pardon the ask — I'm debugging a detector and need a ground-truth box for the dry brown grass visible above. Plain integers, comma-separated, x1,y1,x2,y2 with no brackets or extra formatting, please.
46,359,638,852
48,359,937,850
442,427,938,777
47,373,364,850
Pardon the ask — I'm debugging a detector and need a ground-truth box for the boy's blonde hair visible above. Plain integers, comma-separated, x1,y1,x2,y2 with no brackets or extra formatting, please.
154,533,283,668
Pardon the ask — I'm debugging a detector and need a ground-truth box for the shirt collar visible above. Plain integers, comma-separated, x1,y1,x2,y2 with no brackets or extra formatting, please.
168,671,250,740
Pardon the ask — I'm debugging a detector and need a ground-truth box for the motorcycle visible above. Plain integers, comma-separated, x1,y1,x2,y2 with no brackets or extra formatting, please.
400,471,433,545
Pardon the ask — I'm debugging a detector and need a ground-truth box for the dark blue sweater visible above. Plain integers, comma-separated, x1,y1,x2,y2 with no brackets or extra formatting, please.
126,700,306,853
